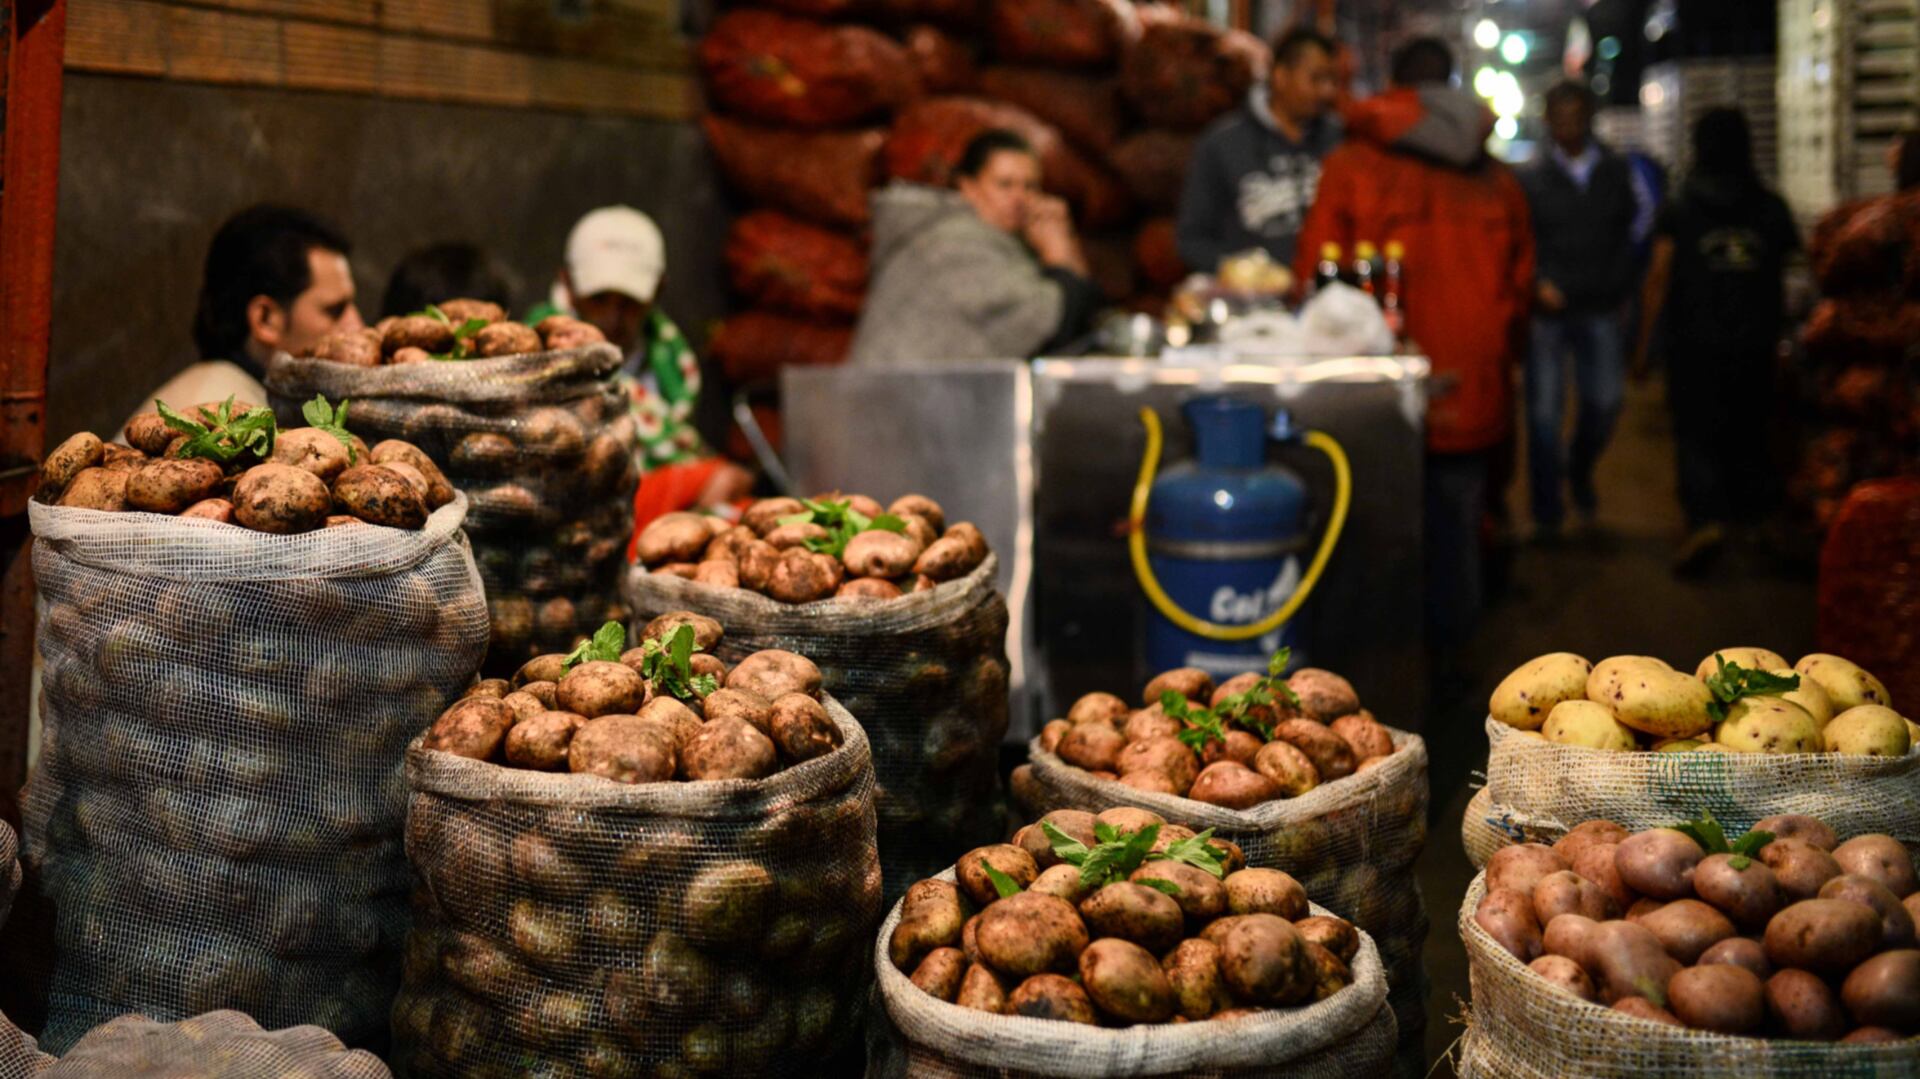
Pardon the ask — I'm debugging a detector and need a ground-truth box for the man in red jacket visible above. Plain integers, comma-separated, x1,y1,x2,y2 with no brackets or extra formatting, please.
1295,36,1534,650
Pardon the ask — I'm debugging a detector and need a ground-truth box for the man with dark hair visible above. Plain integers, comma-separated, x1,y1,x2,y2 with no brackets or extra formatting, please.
850,128,1098,362
1520,80,1640,537
381,241,515,320
1175,27,1341,273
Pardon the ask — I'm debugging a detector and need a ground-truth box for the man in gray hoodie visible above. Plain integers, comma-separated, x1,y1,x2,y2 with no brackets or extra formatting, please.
849,130,1099,364
1175,27,1342,275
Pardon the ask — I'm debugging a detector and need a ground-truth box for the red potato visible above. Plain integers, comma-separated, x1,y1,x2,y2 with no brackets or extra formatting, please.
1819,874,1918,949
1286,668,1359,721
1696,937,1771,981
1840,949,1920,1033
1588,920,1682,1006
1752,814,1838,853
1542,913,1601,969
1668,964,1765,1034
1831,835,1918,899
1766,969,1848,1040
1187,760,1280,809
1476,887,1543,962
1614,829,1704,900
1611,997,1683,1026
1692,854,1785,931
1760,838,1844,901
1533,870,1618,924
1529,954,1596,1001
1488,844,1570,901
1764,899,1881,974
1553,820,1631,868
1638,899,1735,965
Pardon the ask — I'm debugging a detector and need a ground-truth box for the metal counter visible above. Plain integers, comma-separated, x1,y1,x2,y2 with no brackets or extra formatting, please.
782,355,1429,739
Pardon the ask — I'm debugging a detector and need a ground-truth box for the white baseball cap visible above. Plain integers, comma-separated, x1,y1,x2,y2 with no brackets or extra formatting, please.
565,206,665,304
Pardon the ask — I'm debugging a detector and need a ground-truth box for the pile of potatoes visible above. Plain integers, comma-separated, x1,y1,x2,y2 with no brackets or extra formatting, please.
421,611,843,782
1036,665,1397,810
889,807,1363,1025
635,494,989,603
301,298,605,367
35,404,455,532
1491,648,1918,756
1473,814,1920,1041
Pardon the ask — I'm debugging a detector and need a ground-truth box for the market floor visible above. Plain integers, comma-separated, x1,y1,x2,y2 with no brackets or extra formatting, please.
1414,378,1816,1074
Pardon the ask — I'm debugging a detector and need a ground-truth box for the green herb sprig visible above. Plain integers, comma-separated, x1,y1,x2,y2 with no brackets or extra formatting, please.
1211,647,1302,738
774,497,907,559
1703,656,1801,723
157,396,278,465
562,621,628,670
1040,820,1229,894
980,858,1024,899
1670,811,1775,870
1163,691,1229,753
410,304,492,360
301,394,356,463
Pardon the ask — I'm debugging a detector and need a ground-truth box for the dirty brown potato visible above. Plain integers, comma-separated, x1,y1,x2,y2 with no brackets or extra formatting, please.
1005,973,1096,1024
1079,938,1175,1022
369,440,455,507
471,321,542,358
181,498,235,523
1831,835,1919,899
382,315,455,356
1273,719,1357,782
536,315,607,350
1029,864,1089,904
955,844,1040,908
1764,899,1881,974
888,494,946,532
767,547,838,603
1162,937,1232,1020
331,465,425,529
1057,722,1126,772
955,963,1008,1013
1475,887,1543,962
498,690,546,724
424,697,516,760
1069,692,1131,727
1765,968,1848,1040
1124,707,1183,743
1252,739,1321,797
843,529,922,578
1668,964,1765,1034
909,948,968,1003
557,661,647,718
123,412,177,456
1221,868,1308,920
837,577,903,600
1079,882,1185,954
644,611,725,651
1615,829,1705,900
637,697,702,750
1287,669,1361,721
740,497,804,536
768,693,840,762
638,513,715,566
1760,838,1844,901
310,326,382,366
1019,810,1098,870
1692,854,1785,931
233,463,331,533
516,654,569,688
1819,875,1917,949
1553,820,1632,867
39,431,104,499
1301,940,1352,1001
703,689,773,736
124,457,225,515
1529,954,1596,1001
1217,913,1309,1006
1116,736,1199,792
1329,711,1394,760
436,298,505,324
1143,668,1215,707
975,892,1088,979
504,711,589,770
695,560,740,588
271,428,355,484
1639,898,1736,964
1188,761,1281,809
727,650,822,701
568,715,676,783
764,522,828,550
1488,844,1571,900
681,717,778,781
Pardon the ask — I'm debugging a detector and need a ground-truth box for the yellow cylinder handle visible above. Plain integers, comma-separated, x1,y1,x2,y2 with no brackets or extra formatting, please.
1128,406,1352,641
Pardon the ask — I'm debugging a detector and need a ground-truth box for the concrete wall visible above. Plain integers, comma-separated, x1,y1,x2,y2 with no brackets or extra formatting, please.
48,72,729,440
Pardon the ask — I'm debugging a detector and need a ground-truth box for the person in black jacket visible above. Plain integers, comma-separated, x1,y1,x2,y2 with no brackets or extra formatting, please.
1520,82,1641,536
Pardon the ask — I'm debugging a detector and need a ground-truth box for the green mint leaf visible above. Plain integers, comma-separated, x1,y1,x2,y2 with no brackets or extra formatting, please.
776,512,814,528
1090,822,1118,846
452,317,489,341
868,514,907,533
1153,828,1227,878
690,673,718,697
980,858,1024,899
1730,829,1775,859
424,304,450,325
155,399,210,438
846,507,871,531
1136,877,1183,897
1159,690,1189,716
1268,646,1292,677
1728,854,1751,871
562,638,594,670
1041,821,1091,866
1118,824,1160,873
1670,813,1731,855
668,623,694,671
1704,657,1799,722
592,621,628,662
302,395,331,428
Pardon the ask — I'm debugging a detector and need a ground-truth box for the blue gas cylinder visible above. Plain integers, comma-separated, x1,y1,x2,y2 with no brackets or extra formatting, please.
1143,396,1309,679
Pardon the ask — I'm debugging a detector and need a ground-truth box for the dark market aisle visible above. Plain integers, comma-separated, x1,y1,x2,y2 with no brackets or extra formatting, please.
1416,376,1816,1074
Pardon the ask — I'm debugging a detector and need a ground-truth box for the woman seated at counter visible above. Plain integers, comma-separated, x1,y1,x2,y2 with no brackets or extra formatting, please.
848,129,1100,364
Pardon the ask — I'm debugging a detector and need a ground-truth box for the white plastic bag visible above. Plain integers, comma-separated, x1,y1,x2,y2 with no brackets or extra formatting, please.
1298,283,1394,357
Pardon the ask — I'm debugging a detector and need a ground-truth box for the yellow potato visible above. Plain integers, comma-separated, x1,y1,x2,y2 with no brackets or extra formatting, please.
1490,652,1594,731
1907,718,1920,747
1603,665,1713,739
1694,743,1733,753
1823,705,1912,757
1543,700,1637,751
1511,731,1546,742
1585,655,1673,707
1692,648,1789,681
1794,654,1891,712
1714,697,1822,754
1653,739,1703,753
1767,669,1834,728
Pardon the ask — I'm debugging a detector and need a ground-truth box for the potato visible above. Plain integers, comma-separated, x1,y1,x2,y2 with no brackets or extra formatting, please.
1249,739,1319,797
503,711,587,770
1534,870,1618,924
1693,854,1784,931
1096,807,1167,835
557,661,646,718
737,497,799,535
123,457,225,515
636,513,713,566
267,427,352,484
1908,892,1920,930
841,529,921,578
1834,835,1918,899
1761,839,1844,901
951,963,1008,1014
1068,692,1130,727
1626,898,1665,923
1588,920,1682,1006
1825,705,1913,756
1543,700,1638,751
681,717,777,780
568,715,676,783
1554,820,1631,867
1529,954,1597,1001
727,650,821,701
38,431,104,499
381,314,454,354
1329,712,1394,760
1616,829,1704,900
1272,719,1356,781
975,892,1087,978
890,886,967,971
1209,729,1264,767
54,467,128,511
683,861,774,948
1765,968,1848,1040
1116,736,1198,793
230,462,330,533
768,547,841,603
1143,668,1214,707
910,535,981,581
516,654,569,688
1488,844,1571,900
1073,882,1182,954
1693,648,1789,681
909,947,967,1002
836,576,901,600
1074,937,1175,1022
1611,996,1683,1025
1840,1026,1906,1043
1289,916,1356,965
1223,868,1307,920
1161,938,1231,1020
764,522,827,550
535,314,606,350
1752,814,1839,852
472,321,541,357
1542,913,1601,968
944,520,989,560
181,498,235,523
1794,653,1892,711
99,443,145,471
331,465,427,529
1640,899,1735,964
1491,652,1594,731
1005,973,1095,1023
498,689,546,723
1018,810,1096,870
123,412,176,455
1130,862,1225,926
1282,668,1357,721
1592,659,1714,739
1217,913,1309,1005
1715,696,1824,753
1840,949,1920,1032
509,899,576,967
1764,899,1881,973
637,697,702,751
467,678,512,699
1056,722,1126,772
1668,964,1765,1034
1188,760,1280,809
1757,669,1837,728
887,494,945,532
423,697,515,760
768,693,840,763
1028,864,1089,904
955,845,1038,908
1819,875,1916,948
1476,887,1543,961
367,440,454,507
1697,937,1771,980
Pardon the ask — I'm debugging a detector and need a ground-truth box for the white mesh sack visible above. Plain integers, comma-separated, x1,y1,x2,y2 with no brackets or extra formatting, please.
1463,717,1920,869
625,557,1009,905
5,497,488,1054
867,870,1398,1078
266,345,638,674
1019,729,1430,1068
1456,873,1920,1078
391,700,882,1078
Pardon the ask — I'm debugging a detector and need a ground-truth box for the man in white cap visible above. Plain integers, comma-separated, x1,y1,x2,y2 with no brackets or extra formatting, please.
531,206,752,524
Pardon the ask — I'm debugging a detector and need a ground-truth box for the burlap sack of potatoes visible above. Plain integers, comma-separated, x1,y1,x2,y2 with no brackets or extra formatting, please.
1020,728,1430,1073
1456,873,1919,1078
625,556,1009,904
867,870,1398,1078
266,345,637,675
4,497,488,1053
391,700,881,1078
1463,717,1920,870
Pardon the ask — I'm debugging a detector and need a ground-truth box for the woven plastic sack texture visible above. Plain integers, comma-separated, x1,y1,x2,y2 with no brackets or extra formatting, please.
265,345,635,675
867,870,1397,1078
886,97,1132,229
1120,16,1269,131
1108,130,1195,214
1,820,18,932
1456,873,1920,1078
390,701,881,1078
906,25,977,96
8,498,487,1054
704,116,884,230
978,67,1123,154
709,310,854,386
1467,716,1920,865
725,211,869,321
625,558,1008,904
700,10,913,129
1021,730,1430,1063
987,0,1137,68
1819,478,1920,714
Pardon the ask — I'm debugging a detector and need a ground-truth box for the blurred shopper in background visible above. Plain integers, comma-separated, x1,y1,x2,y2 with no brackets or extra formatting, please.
1176,27,1341,274
530,206,753,533
850,129,1097,364
137,204,361,424
1521,82,1640,537
381,241,516,320
1634,108,1798,574
1295,37,1533,665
